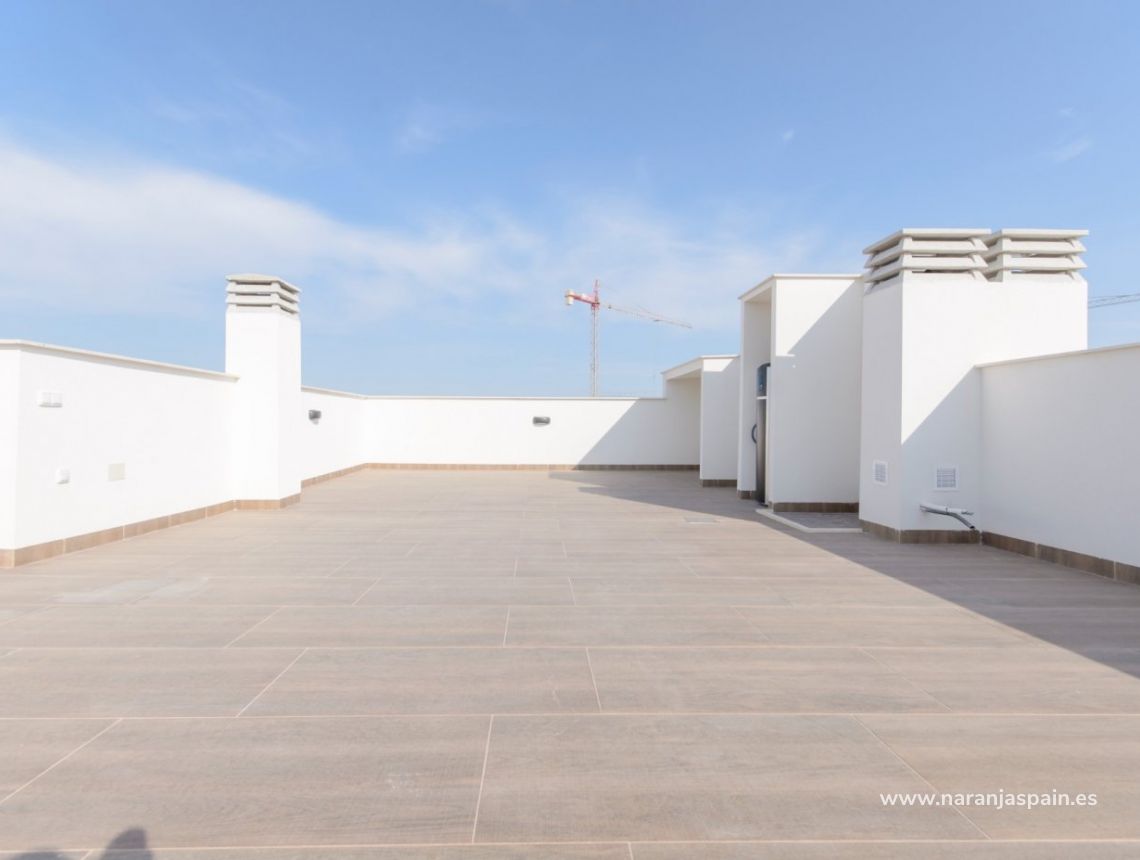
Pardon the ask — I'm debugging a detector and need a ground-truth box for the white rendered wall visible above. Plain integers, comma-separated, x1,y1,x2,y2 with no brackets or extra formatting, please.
860,273,1088,533
3,344,234,548
301,388,369,479
366,381,700,466
698,358,740,482
225,308,303,501
981,344,1140,567
858,283,906,528
767,278,862,504
736,297,772,492
0,350,19,548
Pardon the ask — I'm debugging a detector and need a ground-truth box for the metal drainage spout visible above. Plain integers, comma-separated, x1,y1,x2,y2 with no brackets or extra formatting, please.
919,503,977,532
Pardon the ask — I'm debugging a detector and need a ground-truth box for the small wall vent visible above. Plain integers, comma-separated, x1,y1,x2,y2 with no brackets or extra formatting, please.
872,460,889,486
934,465,959,491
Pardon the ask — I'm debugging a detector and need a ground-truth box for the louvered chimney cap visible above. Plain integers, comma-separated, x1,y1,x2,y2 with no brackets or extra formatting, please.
226,274,300,314
863,228,990,285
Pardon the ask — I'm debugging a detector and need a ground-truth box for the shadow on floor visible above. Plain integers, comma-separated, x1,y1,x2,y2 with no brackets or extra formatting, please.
553,470,1140,681
14,827,150,860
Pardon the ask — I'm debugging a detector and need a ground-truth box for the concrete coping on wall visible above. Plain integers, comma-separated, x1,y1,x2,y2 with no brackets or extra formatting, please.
738,273,861,302
302,385,670,401
0,340,238,381
661,355,738,381
975,340,1140,369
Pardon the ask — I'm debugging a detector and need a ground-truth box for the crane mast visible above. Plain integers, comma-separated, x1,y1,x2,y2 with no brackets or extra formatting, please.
564,280,692,397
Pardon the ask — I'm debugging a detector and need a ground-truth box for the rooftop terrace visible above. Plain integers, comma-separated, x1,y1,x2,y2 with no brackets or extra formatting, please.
2,470,1139,856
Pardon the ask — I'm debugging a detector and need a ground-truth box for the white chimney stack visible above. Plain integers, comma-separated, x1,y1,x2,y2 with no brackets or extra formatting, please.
224,274,304,507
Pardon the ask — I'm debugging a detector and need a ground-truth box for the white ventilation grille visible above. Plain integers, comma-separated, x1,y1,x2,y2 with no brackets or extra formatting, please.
934,465,959,491
226,274,301,315
982,229,1087,281
862,228,990,286
872,460,889,486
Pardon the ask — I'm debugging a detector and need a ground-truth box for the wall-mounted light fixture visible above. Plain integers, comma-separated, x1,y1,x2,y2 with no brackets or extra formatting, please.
308,409,322,423
533,416,551,426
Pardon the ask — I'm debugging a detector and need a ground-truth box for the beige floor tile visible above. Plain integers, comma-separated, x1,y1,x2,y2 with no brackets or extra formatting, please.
769,580,951,608
985,608,1140,651
246,647,598,716
589,647,946,713
234,606,508,647
96,847,631,860
0,606,275,648
0,716,490,849
860,715,1140,838
3,471,1136,851
736,607,1028,647
136,577,376,605
0,574,172,605
356,578,573,606
632,842,1140,859
475,714,978,842
336,559,516,578
569,577,786,606
866,646,1140,713
506,606,769,646
0,648,302,717
0,718,114,798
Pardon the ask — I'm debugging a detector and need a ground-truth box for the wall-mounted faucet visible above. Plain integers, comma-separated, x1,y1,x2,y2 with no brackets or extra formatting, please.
919,503,976,531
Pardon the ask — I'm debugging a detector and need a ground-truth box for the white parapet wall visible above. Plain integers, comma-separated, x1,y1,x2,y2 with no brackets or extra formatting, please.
364,379,700,467
301,387,370,481
663,356,740,483
980,343,1140,571
0,341,236,557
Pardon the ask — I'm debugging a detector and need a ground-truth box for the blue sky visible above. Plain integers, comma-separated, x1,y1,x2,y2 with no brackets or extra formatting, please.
1,0,1138,395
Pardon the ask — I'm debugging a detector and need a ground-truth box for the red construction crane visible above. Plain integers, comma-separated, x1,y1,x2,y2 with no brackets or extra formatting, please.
564,279,692,396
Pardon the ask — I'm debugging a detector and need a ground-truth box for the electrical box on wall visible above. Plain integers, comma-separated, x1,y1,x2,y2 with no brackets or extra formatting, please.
37,391,63,407
55,468,70,484
107,463,127,481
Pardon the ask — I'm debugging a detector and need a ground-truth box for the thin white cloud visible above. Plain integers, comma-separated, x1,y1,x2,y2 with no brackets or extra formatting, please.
394,104,488,153
0,139,823,332
781,129,795,143
147,80,320,164
1048,136,1093,163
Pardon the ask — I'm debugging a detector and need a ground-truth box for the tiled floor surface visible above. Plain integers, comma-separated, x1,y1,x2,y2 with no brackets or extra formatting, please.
1,471,1139,857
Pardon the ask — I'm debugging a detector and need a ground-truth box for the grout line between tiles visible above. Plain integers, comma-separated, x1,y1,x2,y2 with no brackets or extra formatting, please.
853,714,992,840
857,646,955,713
235,648,309,717
324,556,357,578
470,714,494,843
0,718,121,809
223,606,284,648
351,578,384,606
585,647,604,712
